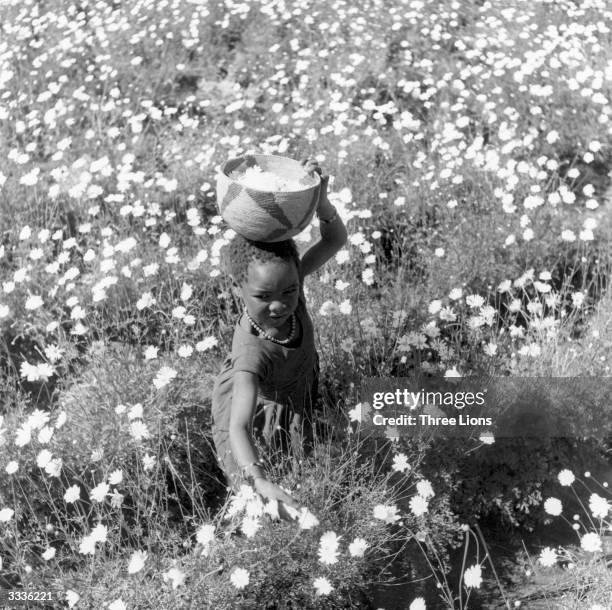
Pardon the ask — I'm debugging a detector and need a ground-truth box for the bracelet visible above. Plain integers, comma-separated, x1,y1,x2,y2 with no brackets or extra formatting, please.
318,209,338,224
240,460,265,481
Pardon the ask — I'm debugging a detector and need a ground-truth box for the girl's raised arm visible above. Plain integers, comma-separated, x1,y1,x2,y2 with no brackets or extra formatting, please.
300,172,348,277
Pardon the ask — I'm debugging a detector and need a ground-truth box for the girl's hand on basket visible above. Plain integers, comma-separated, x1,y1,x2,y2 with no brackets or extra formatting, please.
301,157,330,209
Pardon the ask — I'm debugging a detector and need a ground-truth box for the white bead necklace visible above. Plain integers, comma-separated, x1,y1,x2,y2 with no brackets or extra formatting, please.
244,309,297,345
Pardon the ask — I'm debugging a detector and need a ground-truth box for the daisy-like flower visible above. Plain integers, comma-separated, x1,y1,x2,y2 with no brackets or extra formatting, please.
163,567,186,589
143,345,158,360
42,547,56,561
416,480,435,499
5,461,18,475
392,453,411,473
538,547,557,567
196,336,218,351
108,470,123,485
348,537,368,557
557,469,575,486
580,532,602,553
589,493,610,519
410,495,429,517
478,431,495,444
241,516,261,538
0,507,14,521
318,531,341,565
543,497,562,516
373,504,400,524
90,482,110,503
129,421,150,442
153,366,177,389
127,550,147,574
313,576,333,596
410,598,427,610
466,294,485,308
230,567,249,590
64,485,80,503
463,564,483,588
37,449,53,469
65,590,79,608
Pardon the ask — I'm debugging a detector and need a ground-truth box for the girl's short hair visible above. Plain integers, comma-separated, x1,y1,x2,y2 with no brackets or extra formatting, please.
224,233,300,284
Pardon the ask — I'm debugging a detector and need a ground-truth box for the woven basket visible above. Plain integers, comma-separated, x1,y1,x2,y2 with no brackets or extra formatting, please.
216,154,321,242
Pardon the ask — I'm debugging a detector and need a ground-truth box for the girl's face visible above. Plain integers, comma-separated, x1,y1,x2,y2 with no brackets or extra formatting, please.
238,259,300,330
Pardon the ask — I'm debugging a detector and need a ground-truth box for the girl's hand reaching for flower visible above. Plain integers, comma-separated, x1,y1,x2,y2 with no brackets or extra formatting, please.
253,478,302,521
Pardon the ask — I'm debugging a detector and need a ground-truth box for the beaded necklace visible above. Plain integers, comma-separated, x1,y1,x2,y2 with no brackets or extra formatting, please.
244,309,297,345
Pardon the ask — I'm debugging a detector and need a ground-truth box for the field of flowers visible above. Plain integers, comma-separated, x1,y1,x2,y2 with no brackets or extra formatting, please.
1,0,612,608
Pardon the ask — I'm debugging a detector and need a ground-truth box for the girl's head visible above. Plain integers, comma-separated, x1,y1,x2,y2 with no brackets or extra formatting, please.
226,234,301,329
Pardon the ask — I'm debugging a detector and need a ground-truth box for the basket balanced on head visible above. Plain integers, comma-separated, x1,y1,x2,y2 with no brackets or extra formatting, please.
216,154,321,242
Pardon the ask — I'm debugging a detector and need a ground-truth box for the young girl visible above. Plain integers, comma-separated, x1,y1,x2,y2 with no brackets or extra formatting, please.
211,159,347,513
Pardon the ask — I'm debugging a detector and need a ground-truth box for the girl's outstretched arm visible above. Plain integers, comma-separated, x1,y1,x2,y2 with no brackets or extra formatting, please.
229,371,300,510
300,161,348,277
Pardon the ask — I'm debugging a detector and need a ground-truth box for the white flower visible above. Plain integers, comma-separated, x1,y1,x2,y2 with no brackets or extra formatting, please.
373,504,400,524
538,547,557,567
153,366,177,389
45,458,62,477
0,507,15,521
180,282,193,302
127,550,147,574
90,482,110,503
108,599,127,610
177,344,193,358
241,516,261,538
142,454,156,471
318,531,341,565
79,535,96,555
410,598,427,610
25,295,44,310
580,532,602,553
128,403,143,420
409,495,429,517
313,576,333,596
108,470,123,485
416,480,435,499
196,336,218,351
466,294,485,308
162,567,186,589
348,537,368,557
230,567,250,590
37,449,53,469
543,497,562,516
392,453,411,473
463,564,483,588
5,461,18,475
589,493,610,519
129,421,150,442
479,431,495,444
196,524,215,555
143,345,158,360
65,590,80,608
42,547,56,561
557,469,575,486
90,523,108,543
428,299,442,315
38,425,54,444
64,485,80,503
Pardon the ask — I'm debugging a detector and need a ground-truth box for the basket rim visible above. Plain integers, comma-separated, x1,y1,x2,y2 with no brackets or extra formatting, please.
218,153,321,194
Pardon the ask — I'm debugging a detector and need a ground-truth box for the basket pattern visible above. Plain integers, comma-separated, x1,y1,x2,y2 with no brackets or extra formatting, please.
216,155,320,242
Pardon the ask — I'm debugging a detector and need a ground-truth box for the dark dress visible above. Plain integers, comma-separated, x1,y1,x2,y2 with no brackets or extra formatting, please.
211,289,319,488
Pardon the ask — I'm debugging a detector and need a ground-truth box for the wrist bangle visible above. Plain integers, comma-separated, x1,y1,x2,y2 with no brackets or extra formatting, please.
318,209,338,224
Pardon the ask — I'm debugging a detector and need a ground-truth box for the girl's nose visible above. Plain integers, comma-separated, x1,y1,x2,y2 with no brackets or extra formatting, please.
269,301,287,314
